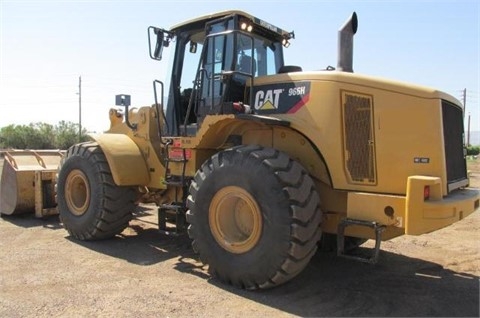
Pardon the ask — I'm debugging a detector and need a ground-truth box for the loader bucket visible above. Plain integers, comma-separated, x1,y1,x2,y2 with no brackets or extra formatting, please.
0,150,64,217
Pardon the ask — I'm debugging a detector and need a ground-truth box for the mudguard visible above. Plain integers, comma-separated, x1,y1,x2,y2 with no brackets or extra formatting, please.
89,133,150,186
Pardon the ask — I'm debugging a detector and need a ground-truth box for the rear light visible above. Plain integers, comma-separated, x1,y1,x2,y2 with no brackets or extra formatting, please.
424,186,430,200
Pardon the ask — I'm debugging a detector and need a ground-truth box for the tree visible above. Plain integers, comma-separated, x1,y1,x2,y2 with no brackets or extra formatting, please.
36,123,56,148
54,120,89,149
0,124,25,149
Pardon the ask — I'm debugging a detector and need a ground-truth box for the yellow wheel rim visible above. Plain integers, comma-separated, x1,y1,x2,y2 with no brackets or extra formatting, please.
209,186,262,254
65,169,90,216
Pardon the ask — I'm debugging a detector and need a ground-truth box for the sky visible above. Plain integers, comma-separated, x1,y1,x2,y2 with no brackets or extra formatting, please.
0,0,479,134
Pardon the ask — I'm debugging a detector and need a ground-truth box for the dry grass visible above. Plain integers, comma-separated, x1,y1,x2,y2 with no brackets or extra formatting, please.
468,157,480,171
467,157,480,188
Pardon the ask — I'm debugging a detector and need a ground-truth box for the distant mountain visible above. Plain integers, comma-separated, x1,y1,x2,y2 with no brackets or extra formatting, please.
467,131,480,146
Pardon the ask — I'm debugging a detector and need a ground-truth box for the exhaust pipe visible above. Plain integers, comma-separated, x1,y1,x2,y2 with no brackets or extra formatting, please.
337,12,358,73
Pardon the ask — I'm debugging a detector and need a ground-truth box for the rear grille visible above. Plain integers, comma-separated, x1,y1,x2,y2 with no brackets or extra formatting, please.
442,100,467,189
342,91,376,184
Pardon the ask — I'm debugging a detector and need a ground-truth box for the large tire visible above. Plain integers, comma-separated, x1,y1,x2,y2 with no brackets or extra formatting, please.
56,142,137,240
186,145,322,290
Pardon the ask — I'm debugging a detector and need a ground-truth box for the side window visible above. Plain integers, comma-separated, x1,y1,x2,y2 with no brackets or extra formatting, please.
265,47,277,75
235,34,255,76
235,37,282,77
179,41,203,124
254,39,281,76
201,34,234,100
180,42,203,93
201,35,226,100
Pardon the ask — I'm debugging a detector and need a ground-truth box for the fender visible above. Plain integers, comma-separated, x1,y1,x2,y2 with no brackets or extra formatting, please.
89,133,150,186
192,115,332,186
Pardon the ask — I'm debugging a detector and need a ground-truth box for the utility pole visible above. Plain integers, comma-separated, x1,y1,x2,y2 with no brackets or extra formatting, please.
78,76,82,142
467,112,471,147
462,88,470,146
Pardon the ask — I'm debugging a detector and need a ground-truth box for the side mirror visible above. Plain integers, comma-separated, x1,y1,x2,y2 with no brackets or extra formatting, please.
148,26,170,61
189,41,197,54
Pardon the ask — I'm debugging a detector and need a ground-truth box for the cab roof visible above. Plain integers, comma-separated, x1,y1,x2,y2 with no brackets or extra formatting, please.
169,9,292,39
170,10,252,31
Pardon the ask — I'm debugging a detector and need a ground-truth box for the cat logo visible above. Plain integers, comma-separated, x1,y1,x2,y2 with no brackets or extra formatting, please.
253,82,311,114
254,89,283,110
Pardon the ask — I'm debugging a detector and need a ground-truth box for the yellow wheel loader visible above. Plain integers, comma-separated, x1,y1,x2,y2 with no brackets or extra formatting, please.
5,10,479,290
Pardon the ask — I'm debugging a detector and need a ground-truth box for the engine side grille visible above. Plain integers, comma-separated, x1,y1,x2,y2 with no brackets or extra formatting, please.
442,100,467,189
342,91,376,184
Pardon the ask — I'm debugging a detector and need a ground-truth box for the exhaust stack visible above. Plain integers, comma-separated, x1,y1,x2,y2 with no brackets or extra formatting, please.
337,12,358,73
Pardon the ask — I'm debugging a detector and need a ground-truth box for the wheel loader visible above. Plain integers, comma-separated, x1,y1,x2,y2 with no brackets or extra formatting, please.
2,10,479,290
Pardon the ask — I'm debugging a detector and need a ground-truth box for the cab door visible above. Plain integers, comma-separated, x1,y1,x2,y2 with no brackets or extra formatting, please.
196,18,235,118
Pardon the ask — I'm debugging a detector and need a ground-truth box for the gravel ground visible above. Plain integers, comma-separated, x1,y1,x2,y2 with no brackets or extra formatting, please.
0,158,479,317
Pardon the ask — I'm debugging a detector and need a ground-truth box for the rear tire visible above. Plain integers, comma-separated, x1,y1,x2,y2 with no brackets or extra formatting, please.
56,142,137,240
186,145,322,289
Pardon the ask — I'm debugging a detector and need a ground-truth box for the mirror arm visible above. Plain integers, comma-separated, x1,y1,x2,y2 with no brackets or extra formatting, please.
124,105,137,130
154,30,163,59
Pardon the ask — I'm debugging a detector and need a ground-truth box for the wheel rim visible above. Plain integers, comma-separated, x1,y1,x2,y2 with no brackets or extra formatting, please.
65,169,90,216
209,186,262,254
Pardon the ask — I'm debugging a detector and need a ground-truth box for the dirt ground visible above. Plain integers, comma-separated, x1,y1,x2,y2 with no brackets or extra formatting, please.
0,159,479,317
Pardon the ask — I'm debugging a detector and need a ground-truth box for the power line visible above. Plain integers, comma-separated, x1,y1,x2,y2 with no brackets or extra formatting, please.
0,100,78,106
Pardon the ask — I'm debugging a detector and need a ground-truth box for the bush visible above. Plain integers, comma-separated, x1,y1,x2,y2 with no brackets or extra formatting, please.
0,121,89,150
467,146,480,156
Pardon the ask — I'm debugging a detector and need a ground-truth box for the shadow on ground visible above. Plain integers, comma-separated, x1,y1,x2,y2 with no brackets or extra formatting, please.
196,250,480,317
73,224,479,317
0,213,62,230
3,206,478,317
71,213,479,317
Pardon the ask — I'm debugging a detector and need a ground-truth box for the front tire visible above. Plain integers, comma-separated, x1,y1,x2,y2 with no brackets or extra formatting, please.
186,145,322,289
56,142,137,240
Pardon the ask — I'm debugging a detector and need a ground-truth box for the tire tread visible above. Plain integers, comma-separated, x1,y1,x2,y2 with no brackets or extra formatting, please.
187,145,322,289
58,142,136,240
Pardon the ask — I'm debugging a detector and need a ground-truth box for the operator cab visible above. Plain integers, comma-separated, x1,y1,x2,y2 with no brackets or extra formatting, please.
149,10,295,136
